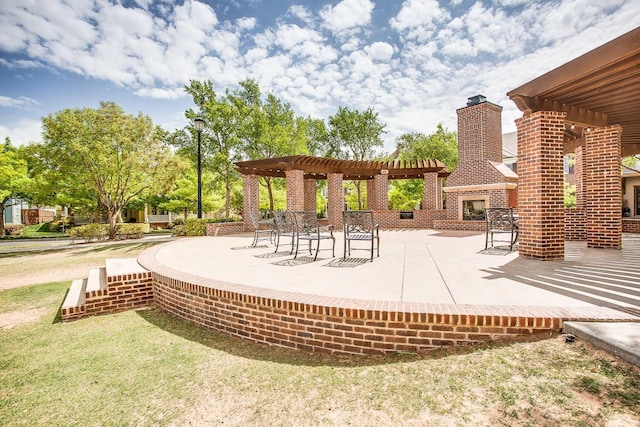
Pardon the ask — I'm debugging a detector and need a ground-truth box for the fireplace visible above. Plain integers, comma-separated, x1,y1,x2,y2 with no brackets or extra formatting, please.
463,199,486,221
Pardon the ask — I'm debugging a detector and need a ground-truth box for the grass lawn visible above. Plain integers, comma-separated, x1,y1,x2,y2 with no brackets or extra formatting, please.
1,243,639,425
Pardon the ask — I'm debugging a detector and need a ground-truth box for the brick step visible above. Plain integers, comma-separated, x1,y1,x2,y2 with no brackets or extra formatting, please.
105,258,147,281
61,278,87,312
85,267,107,297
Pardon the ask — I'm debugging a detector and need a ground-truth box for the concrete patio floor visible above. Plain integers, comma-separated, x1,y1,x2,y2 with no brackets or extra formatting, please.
150,229,640,310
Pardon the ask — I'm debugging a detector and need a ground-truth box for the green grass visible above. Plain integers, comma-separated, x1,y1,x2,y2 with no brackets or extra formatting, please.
2,223,66,239
1,244,640,425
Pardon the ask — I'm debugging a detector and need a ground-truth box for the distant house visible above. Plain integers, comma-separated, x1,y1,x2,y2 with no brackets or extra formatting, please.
2,198,56,225
3,198,29,225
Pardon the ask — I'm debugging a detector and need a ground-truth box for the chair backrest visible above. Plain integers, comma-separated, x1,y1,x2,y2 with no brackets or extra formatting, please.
343,210,374,235
292,211,319,235
485,207,515,231
274,210,295,234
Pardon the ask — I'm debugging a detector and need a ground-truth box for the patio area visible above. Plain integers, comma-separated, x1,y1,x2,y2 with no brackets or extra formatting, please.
137,230,640,355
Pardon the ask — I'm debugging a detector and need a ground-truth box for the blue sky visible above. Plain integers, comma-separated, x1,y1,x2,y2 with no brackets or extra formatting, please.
1,0,639,153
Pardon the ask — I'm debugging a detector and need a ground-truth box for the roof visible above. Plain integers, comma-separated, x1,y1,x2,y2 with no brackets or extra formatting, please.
507,27,640,157
234,155,450,180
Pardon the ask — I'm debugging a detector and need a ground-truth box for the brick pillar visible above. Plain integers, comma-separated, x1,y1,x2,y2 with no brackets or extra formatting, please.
515,111,566,260
585,125,622,249
285,169,305,211
574,146,585,209
304,178,317,213
436,177,443,209
327,173,344,229
242,174,260,232
373,171,389,210
422,172,438,210
366,180,376,210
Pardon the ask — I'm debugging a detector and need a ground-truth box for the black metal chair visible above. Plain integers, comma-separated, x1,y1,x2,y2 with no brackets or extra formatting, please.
291,211,335,261
248,210,275,247
273,210,296,254
342,210,380,261
485,207,519,251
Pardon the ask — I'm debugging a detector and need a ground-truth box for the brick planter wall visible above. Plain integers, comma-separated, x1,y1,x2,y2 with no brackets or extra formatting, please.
206,222,245,236
623,218,640,233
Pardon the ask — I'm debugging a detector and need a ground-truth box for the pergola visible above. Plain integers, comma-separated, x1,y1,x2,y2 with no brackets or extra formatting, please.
507,26,640,259
236,155,449,229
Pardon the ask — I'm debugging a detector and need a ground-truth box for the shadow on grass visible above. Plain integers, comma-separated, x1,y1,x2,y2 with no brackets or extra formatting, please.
135,307,554,368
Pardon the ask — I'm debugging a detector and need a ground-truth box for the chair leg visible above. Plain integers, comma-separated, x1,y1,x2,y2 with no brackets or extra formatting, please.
343,237,347,260
370,239,374,262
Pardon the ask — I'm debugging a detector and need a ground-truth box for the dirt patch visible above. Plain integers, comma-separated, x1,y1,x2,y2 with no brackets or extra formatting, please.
0,307,47,329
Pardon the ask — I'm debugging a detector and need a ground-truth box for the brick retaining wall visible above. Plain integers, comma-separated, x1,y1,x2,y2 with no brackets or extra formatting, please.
151,272,569,355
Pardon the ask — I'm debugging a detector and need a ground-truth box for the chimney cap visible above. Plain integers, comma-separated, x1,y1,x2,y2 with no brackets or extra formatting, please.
467,95,487,106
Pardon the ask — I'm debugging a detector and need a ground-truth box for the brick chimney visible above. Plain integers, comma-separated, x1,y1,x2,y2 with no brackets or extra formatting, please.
443,96,518,222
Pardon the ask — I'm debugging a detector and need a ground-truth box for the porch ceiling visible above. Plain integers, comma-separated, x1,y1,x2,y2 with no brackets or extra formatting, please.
235,155,450,180
507,27,640,157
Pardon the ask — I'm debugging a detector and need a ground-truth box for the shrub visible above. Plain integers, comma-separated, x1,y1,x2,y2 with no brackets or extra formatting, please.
172,225,186,236
183,218,207,236
66,223,108,242
4,224,24,236
115,223,149,239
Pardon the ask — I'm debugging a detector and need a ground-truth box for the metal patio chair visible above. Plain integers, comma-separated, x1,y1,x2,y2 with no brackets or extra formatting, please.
484,207,519,251
273,210,296,254
342,210,380,261
248,210,275,247
291,210,335,261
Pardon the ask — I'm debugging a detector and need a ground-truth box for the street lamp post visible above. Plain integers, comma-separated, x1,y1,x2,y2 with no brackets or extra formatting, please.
194,118,205,219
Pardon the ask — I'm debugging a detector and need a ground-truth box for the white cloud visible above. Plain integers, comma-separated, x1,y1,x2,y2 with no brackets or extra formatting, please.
390,0,449,36
0,118,42,146
320,0,374,36
365,42,394,61
0,95,39,108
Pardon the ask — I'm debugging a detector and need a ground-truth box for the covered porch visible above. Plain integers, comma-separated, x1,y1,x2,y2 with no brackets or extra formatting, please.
508,27,640,259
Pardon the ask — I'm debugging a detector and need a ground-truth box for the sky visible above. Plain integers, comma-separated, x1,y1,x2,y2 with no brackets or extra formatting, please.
1,0,639,154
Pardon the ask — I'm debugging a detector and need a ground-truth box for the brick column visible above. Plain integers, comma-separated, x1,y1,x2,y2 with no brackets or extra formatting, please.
285,169,305,211
515,111,566,260
304,178,317,213
242,174,260,232
585,125,622,249
574,146,585,209
327,173,344,229
373,171,389,210
366,180,376,210
422,172,438,210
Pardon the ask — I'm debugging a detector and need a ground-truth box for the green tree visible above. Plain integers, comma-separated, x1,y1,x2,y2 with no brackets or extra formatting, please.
389,124,458,210
181,80,244,219
232,79,309,211
396,124,458,169
0,138,31,237
38,102,181,239
159,168,219,219
328,106,386,209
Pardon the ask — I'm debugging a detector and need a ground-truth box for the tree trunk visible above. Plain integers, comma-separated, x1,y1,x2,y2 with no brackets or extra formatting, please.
266,177,274,212
107,210,119,240
0,197,7,238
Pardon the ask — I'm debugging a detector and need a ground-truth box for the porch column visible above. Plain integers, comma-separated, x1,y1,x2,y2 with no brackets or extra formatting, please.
285,169,305,211
242,174,260,232
574,146,585,209
327,173,344,229
304,178,317,213
422,172,438,210
366,180,376,210
373,171,389,210
515,111,566,260
585,125,622,249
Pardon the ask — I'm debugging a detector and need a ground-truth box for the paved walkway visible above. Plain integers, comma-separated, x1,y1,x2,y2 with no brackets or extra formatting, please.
144,229,640,364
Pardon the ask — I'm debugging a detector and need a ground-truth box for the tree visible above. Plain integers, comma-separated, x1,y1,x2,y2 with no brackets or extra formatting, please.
389,124,458,210
180,80,246,219
38,102,181,239
231,79,309,211
159,168,219,219
328,106,386,208
395,124,458,169
0,138,30,237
